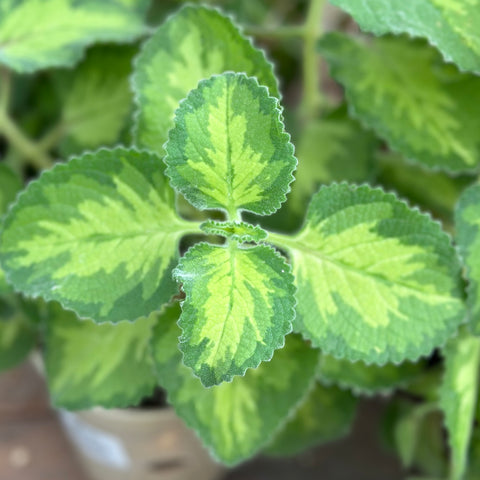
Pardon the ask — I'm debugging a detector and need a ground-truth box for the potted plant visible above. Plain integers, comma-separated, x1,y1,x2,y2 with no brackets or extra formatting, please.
1,1,480,479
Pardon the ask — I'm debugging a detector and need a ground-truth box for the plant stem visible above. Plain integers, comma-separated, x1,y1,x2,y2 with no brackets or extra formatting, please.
0,66,53,170
300,0,326,121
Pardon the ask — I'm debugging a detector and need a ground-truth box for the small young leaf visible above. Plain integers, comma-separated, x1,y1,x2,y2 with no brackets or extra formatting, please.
133,4,279,154
152,302,319,465
265,382,357,456
440,329,480,480
455,184,480,333
272,183,465,364
330,0,480,75
319,355,425,396
0,148,191,323
165,73,295,217
45,303,156,409
174,242,295,386
0,0,149,73
319,33,480,173
56,45,137,154
200,220,267,243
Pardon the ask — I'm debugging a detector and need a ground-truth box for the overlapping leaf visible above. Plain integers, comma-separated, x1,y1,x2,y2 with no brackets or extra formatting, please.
270,183,465,364
55,45,137,154
152,302,318,465
330,0,480,75
200,220,267,243
455,184,480,333
174,242,295,386
0,0,149,72
0,148,193,323
133,4,278,154
319,33,480,172
439,329,480,480
44,303,156,409
319,355,424,396
165,73,296,217
265,382,357,456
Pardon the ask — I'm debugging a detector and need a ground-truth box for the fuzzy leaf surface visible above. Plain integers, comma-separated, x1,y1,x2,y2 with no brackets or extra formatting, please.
440,330,480,480
133,4,278,154
165,73,295,216
152,302,318,465
174,242,295,386
330,0,480,75
0,148,189,323
0,0,149,72
265,382,357,456
56,45,136,154
455,184,480,333
319,33,480,173
200,220,267,243
45,303,156,409
273,183,465,364
319,355,424,396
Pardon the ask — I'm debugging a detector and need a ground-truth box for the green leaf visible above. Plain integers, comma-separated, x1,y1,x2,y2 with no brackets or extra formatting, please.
319,355,425,396
165,73,295,217
330,0,480,75
56,45,137,154
44,302,156,409
152,302,319,465
174,242,295,386
0,148,193,323
0,296,36,371
0,0,149,73
440,329,480,480
133,4,279,155
265,381,357,456
318,33,480,173
200,220,267,243
455,183,480,334
289,106,377,214
270,183,465,364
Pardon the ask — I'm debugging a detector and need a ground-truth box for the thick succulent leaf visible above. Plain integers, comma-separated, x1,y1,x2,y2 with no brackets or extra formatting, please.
265,381,357,456
270,183,465,364
44,303,156,409
56,45,136,154
319,33,480,173
319,355,424,396
330,0,480,75
289,106,376,214
152,302,319,465
165,73,295,216
0,296,36,371
0,0,149,73
455,184,480,333
0,148,193,323
174,242,295,386
440,329,480,480
200,220,267,243
133,4,278,154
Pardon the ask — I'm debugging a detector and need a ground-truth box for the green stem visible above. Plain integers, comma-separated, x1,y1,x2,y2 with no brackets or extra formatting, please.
0,67,11,116
300,0,326,121
38,121,66,152
267,230,297,252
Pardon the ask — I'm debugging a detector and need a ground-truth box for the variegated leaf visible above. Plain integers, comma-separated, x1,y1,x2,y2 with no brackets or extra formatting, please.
44,302,156,409
265,381,357,456
440,329,480,480
152,302,319,465
133,4,278,154
200,220,267,243
0,0,149,73
319,33,480,173
0,148,196,323
330,0,480,75
269,183,465,364
165,73,296,217
174,242,295,386
455,183,480,333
